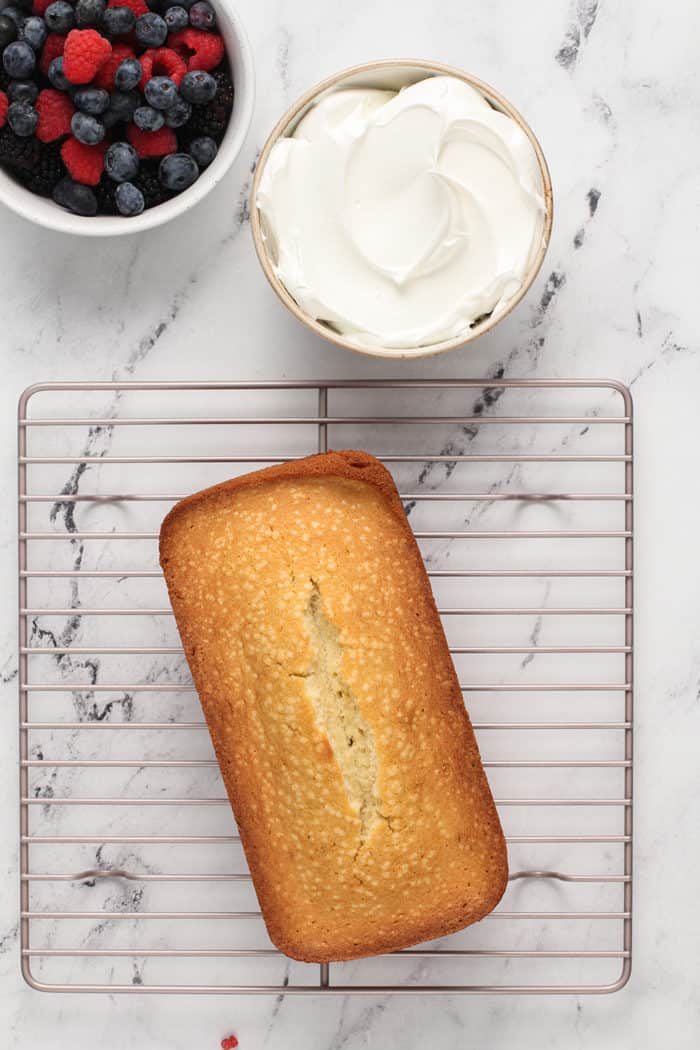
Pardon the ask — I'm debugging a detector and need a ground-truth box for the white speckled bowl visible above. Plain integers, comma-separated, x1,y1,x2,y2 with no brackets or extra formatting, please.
251,59,553,359
0,0,254,236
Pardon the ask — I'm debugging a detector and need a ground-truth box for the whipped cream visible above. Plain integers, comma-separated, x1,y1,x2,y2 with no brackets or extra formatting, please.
256,75,546,351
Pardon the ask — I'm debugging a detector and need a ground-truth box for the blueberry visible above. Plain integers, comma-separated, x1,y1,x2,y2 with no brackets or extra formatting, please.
73,87,110,115
134,12,167,47
104,140,139,182
75,0,106,28
7,100,37,136
189,1,214,30
7,78,38,104
0,15,18,50
71,111,106,145
159,152,198,191
115,180,144,216
44,1,75,32
163,4,187,30
2,40,35,78
163,95,191,128
133,104,164,131
47,55,69,89
188,135,217,169
1,7,26,30
179,70,216,104
144,75,177,110
18,15,47,50
102,5,135,35
53,176,98,216
103,88,139,125
114,57,142,91
14,0,34,12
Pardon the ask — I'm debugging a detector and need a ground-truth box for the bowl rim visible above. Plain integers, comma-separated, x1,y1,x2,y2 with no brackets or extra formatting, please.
0,0,255,237
250,57,554,360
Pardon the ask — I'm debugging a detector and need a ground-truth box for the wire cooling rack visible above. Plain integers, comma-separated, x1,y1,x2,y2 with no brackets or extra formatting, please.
17,379,633,995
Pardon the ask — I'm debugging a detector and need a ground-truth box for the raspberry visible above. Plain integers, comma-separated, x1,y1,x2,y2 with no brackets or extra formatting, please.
0,91,7,129
39,32,67,77
36,88,75,142
94,43,134,90
32,0,53,14
141,46,186,88
61,135,107,185
168,28,224,72
107,0,148,17
221,1037,239,1050
63,28,112,85
126,121,175,158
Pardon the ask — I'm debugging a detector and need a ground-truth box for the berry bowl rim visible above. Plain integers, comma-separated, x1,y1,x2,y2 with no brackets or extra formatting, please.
250,58,554,360
0,0,255,237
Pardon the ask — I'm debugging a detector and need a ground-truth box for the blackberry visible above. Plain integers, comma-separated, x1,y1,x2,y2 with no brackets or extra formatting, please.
0,124,40,175
17,139,65,196
94,173,119,214
133,159,171,208
182,66,233,143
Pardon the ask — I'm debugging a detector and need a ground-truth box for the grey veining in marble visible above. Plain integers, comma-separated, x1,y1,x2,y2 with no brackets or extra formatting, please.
1,0,700,1047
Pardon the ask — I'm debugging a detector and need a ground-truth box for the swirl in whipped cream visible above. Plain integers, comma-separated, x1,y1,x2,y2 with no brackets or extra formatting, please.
256,76,546,351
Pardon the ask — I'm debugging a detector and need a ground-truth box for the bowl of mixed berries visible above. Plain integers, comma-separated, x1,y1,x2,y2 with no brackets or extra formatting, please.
0,0,253,232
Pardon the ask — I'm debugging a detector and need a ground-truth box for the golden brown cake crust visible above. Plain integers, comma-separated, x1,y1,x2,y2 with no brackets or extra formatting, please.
159,450,508,962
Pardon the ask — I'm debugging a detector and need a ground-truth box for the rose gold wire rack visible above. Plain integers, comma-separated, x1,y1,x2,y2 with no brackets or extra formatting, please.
17,378,633,995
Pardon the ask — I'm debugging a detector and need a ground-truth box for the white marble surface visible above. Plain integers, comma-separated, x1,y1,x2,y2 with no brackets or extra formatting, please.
1,0,700,1046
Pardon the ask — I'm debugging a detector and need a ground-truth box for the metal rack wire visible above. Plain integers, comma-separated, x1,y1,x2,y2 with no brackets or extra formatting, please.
17,379,633,995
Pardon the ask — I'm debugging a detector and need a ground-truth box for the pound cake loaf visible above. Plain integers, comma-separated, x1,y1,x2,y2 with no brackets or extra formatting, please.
159,450,507,961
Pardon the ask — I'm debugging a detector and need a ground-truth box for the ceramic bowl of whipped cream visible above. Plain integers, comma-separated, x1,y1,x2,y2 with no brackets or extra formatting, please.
251,59,553,358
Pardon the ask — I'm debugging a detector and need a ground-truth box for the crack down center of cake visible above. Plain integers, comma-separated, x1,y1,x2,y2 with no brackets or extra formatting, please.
302,579,381,847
